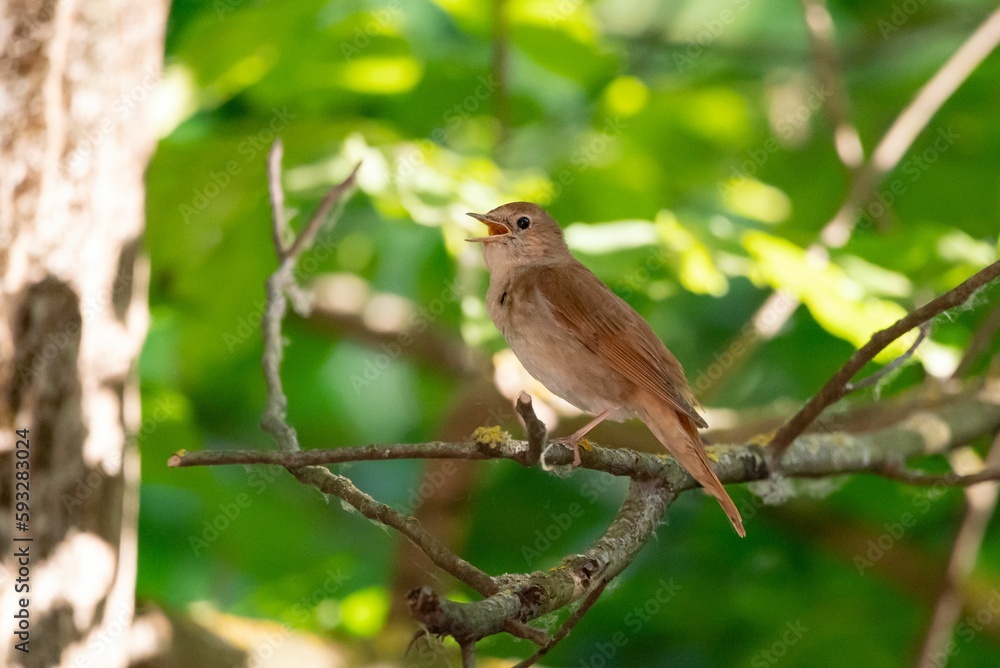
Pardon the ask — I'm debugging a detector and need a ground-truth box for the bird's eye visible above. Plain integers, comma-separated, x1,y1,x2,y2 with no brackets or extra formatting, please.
516,216,530,229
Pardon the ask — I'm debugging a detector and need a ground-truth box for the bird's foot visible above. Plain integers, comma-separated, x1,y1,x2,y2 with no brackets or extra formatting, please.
546,436,586,467
568,439,582,467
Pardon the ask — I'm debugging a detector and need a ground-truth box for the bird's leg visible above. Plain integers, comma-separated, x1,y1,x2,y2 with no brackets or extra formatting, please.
550,410,612,467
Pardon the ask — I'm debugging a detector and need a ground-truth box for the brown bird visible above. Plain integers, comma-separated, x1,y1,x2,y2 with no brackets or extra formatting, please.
467,202,745,537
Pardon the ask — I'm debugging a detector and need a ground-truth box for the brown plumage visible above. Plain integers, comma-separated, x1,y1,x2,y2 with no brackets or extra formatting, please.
468,202,745,537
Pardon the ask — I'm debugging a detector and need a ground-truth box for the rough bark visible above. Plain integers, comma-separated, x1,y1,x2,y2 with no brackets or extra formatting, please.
0,1,168,666
171,381,1000,648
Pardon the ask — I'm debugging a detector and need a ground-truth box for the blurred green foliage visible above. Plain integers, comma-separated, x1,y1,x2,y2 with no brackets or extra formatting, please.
142,0,1000,665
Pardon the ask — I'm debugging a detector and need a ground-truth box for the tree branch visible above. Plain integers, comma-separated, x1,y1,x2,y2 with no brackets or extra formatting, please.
801,0,864,170
701,8,1000,399
511,579,609,668
844,322,929,393
172,364,1000,659
916,434,1000,667
768,260,1000,465
408,478,670,644
302,301,477,377
171,383,1000,487
172,131,1000,664
514,391,546,467
875,462,1000,488
260,143,359,453
290,465,496,595
821,5,1000,247
282,161,361,264
952,302,1000,380
267,140,290,254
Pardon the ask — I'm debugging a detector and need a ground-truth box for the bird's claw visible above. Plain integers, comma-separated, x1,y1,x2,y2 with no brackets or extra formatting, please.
547,436,585,467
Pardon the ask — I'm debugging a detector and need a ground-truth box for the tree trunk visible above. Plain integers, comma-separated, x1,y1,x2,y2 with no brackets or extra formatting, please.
0,1,168,666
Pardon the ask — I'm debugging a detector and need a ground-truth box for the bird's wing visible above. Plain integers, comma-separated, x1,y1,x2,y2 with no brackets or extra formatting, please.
533,264,708,429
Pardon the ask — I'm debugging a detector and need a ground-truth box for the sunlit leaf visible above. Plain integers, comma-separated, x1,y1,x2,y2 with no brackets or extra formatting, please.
743,230,914,361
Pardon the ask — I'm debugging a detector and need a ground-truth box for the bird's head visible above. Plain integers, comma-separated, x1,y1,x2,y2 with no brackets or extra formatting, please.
466,202,570,272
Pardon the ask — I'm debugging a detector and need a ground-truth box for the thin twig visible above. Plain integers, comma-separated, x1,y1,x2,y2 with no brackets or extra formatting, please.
292,465,497,595
701,8,1000,399
172,382,1000,654
916,433,1000,668
822,6,1000,247
768,260,1000,465
172,140,1000,662
876,463,1000,488
868,7,1000,179
460,639,476,668
259,146,360,452
267,140,289,255
800,0,864,169
511,579,610,668
845,322,929,392
170,441,496,468
283,161,361,262
953,303,1000,379
514,391,546,467
252,144,555,649
409,479,673,646
255,145,534,630
170,383,1000,495
404,628,427,658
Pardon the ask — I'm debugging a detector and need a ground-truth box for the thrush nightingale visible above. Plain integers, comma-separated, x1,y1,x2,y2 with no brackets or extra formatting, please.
467,202,745,537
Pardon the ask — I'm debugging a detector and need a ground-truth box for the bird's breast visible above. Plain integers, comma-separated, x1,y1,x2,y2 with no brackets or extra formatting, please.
486,273,631,418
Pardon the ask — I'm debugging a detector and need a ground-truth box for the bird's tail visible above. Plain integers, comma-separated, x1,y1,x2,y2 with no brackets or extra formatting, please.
636,394,745,537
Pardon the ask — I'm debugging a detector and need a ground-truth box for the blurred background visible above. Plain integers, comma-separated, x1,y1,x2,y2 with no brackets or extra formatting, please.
138,0,1000,665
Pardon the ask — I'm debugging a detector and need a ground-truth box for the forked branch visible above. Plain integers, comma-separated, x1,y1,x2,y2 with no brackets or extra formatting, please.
169,139,1000,665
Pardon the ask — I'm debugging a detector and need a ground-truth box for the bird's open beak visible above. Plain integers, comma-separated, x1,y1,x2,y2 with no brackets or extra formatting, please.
465,212,510,242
